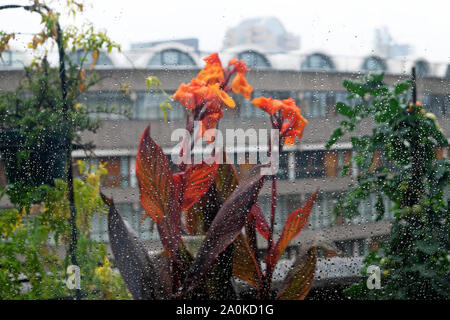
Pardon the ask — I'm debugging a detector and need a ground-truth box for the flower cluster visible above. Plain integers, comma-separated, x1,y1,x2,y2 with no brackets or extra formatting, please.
174,53,253,139
252,96,308,146
174,52,307,146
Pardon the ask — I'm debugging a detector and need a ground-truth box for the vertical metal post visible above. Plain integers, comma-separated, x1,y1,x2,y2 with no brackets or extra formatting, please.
55,17,81,301
412,66,417,104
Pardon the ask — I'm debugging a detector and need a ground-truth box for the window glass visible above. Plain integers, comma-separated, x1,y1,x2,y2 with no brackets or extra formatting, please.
423,93,448,117
238,50,270,68
301,53,334,70
132,91,184,120
361,56,386,72
301,91,330,117
148,49,196,67
79,91,132,120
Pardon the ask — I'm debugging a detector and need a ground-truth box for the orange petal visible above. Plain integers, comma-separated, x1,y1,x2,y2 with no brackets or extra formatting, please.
251,96,281,115
197,64,225,85
174,83,196,110
204,52,222,66
210,83,235,108
232,72,253,99
228,58,249,73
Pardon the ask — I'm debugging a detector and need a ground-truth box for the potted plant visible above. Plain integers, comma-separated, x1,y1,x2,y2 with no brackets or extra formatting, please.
102,53,340,300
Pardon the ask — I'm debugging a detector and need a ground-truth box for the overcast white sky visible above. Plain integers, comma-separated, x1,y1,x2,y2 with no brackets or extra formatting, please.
1,0,449,62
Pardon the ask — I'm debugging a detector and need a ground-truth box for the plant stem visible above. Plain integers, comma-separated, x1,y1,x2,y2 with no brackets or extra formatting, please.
261,125,281,299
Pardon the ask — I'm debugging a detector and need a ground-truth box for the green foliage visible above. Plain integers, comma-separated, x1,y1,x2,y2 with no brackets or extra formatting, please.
0,161,130,299
145,76,174,122
327,73,450,299
0,0,129,204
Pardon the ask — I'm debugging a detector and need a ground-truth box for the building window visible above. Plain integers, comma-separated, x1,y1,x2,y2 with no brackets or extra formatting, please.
277,151,289,180
73,156,132,188
148,49,196,67
237,50,271,69
323,150,352,177
258,193,300,233
361,56,387,72
130,157,137,188
423,93,449,117
132,91,184,120
120,157,130,188
307,192,335,229
334,239,370,257
79,91,132,120
300,91,332,118
301,53,334,71
99,156,122,187
294,150,325,179
415,59,430,77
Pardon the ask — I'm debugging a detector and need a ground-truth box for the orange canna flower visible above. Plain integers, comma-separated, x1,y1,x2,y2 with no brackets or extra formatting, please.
279,98,308,145
251,96,282,115
228,58,249,74
174,78,211,110
252,96,307,145
204,52,221,65
202,110,224,143
232,72,253,99
210,83,235,108
173,83,196,110
197,53,224,85
174,52,254,139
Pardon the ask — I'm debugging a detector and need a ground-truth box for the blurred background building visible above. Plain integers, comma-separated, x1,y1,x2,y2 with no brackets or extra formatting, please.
373,26,412,59
223,17,300,52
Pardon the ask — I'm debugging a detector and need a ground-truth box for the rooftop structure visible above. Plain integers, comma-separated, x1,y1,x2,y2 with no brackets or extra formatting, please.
223,17,300,52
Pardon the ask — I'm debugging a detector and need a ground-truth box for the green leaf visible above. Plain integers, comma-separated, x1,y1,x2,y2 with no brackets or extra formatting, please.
394,81,411,95
343,79,366,97
336,102,355,118
326,128,343,149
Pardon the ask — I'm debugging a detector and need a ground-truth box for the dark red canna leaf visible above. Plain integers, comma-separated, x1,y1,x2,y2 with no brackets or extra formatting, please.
277,237,341,300
102,193,168,299
266,190,319,269
136,125,173,223
184,154,238,235
215,155,269,241
232,233,263,289
136,125,182,261
277,247,317,300
181,160,219,212
215,153,239,199
180,171,266,296
249,203,270,240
